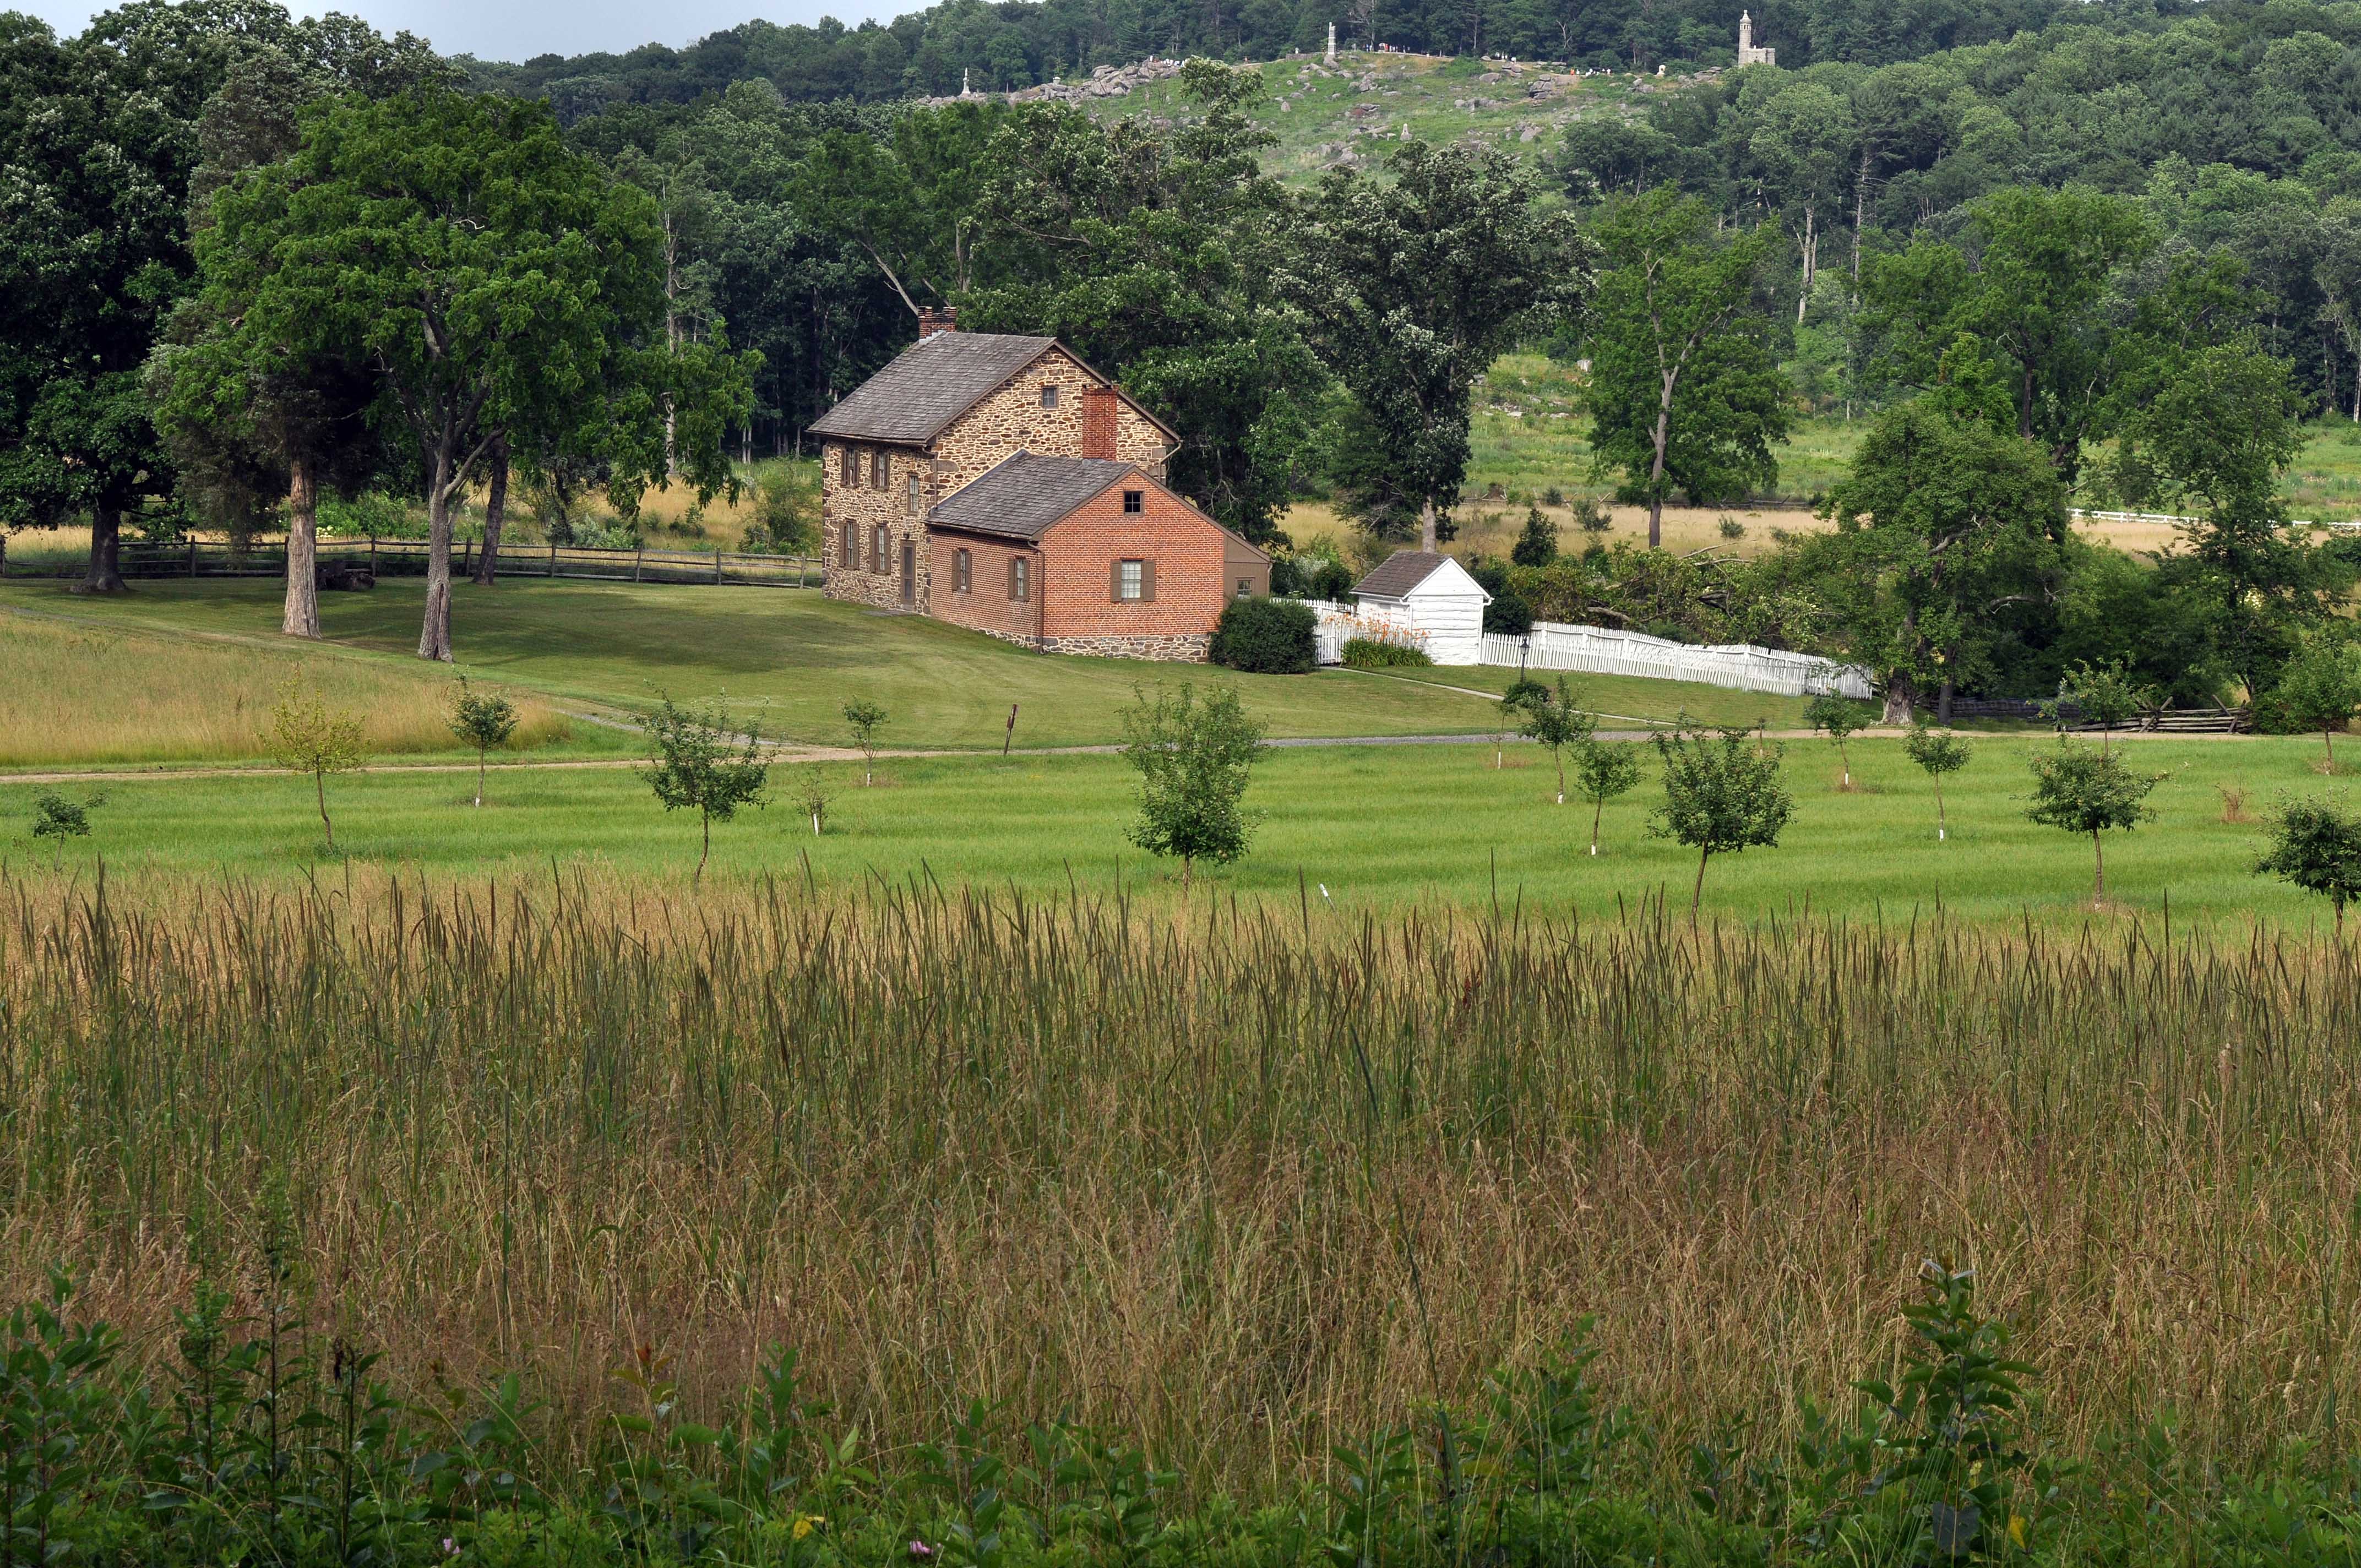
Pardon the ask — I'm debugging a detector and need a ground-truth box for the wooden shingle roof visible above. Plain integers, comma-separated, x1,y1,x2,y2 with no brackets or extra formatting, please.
808,333,1059,445
1353,551,1459,598
926,451,1143,541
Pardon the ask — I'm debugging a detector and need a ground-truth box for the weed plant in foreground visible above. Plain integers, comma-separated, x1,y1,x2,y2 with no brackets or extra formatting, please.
4,1261,2358,1565
1,869,2358,1559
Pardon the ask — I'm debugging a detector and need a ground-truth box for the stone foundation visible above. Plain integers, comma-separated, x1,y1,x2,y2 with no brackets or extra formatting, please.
1037,633,1210,662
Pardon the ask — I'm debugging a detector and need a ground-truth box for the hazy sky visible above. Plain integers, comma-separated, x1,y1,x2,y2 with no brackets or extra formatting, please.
15,0,894,61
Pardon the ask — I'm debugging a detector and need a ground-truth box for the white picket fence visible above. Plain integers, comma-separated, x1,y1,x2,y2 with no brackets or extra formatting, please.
1478,622,1873,699
1300,599,1429,665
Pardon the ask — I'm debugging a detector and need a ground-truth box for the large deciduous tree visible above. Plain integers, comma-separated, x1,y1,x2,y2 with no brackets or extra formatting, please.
197,88,750,661
1862,186,2154,491
1285,140,1588,553
1584,188,1787,549
1819,358,2068,723
960,61,1321,543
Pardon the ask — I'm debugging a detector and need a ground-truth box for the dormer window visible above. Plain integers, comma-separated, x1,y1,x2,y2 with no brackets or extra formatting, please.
1041,384,1060,410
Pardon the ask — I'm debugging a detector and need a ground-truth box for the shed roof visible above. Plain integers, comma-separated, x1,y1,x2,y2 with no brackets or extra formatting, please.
1353,551,1489,601
926,451,1142,541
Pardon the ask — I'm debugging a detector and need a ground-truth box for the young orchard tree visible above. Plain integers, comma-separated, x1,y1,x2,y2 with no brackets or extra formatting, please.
797,766,833,837
1902,722,1972,841
1802,692,1864,789
1571,738,1643,856
1585,188,1787,550
2255,794,2361,933
1650,726,1795,919
842,700,888,786
447,679,519,808
29,791,106,870
2024,739,2164,905
268,677,367,853
1121,683,1266,890
1284,141,1588,552
1518,676,1595,804
645,697,769,884
2271,638,2361,774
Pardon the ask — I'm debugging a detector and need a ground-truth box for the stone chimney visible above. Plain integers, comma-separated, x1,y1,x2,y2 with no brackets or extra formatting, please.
917,305,958,340
1080,385,1118,460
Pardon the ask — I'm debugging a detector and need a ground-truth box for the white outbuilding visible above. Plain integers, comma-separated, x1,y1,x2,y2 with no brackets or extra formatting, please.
1351,551,1492,665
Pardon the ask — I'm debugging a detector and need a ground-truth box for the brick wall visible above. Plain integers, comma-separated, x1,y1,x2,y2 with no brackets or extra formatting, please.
1038,484,1226,658
925,530,1042,645
820,439,933,611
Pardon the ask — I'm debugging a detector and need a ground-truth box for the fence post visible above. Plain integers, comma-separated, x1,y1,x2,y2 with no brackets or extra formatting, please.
188,537,198,578
368,536,377,576
634,548,643,584
715,551,725,584
549,540,558,577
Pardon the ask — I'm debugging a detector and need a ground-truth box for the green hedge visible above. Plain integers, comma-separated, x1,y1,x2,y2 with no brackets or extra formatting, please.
1210,596,1316,674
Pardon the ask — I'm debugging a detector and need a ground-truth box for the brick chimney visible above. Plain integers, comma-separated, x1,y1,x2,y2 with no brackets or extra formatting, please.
917,305,958,340
1080,385,1118,460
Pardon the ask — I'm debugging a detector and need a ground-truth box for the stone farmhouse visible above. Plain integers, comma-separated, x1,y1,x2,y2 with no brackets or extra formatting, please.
811,311,1269,661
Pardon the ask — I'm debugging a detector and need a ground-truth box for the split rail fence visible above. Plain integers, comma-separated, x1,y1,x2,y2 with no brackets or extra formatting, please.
1,537,822,589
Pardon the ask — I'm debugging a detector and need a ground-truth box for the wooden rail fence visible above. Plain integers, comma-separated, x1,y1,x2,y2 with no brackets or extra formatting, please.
1,537,822,589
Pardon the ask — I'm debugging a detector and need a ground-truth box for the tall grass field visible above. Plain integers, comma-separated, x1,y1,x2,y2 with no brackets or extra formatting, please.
2,870,2358,1563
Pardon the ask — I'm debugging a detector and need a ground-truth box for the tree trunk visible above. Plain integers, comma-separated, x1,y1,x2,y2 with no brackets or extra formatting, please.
1796,205,1815,323
1690,845,1709,921
471,438,508,586
315,770,334,853
475,745,487,808
1590,796,1603,855
1554,749,1565,804
1838,738,1851,789
1938,677,1954,727
1880,674,1914,727
418,449,456,662
1419,497,1438,554
79,504,127,594
2326,727,2337,775
1648,374,1675,551
282,458,321,639
697,812,710,885
2091,828,2104,903
1934,778,1947,842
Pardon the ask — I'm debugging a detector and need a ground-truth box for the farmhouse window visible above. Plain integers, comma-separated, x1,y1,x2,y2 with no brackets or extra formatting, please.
871,450,889,489
838,447,857,487
953,548,972,592
872,524,889,572
1122,489,1143,514
1041,384,1060,409
841,521,857,566
1237,578,1252,597
1113,558,1154,601
1009,556,1030,602
906,474,922,515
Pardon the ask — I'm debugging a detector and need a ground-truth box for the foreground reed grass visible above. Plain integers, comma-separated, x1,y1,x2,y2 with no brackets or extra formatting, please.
1,868,2355,1500
0,611,572,765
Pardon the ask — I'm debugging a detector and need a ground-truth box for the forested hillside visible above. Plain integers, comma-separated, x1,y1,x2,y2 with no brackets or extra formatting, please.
463,0,2065,118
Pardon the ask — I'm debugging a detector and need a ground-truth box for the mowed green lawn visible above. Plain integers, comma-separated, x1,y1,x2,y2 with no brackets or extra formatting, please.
3,731,2341,927
1,578,1807,752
